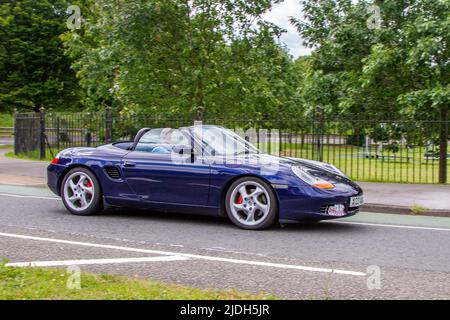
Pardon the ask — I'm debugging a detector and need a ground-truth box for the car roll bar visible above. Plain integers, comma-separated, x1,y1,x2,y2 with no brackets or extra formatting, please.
131,128,151,151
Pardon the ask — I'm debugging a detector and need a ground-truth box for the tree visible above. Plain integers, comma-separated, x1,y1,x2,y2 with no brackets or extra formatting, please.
63,0,298,120
291,0,449,120
0,0,82,112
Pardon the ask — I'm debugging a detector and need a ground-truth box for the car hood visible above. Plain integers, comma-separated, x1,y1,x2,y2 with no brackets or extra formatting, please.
238,153,347,177
232,153,361,190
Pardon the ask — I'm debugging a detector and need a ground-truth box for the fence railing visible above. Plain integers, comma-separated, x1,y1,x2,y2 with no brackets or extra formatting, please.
14,108,449,184
0,127,13,137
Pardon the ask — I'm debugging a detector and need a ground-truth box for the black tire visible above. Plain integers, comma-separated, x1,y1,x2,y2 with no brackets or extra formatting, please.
225,177,278,230
60,167,103,216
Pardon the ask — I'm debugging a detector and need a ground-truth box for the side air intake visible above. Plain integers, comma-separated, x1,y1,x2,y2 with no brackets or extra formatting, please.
105,166,121,180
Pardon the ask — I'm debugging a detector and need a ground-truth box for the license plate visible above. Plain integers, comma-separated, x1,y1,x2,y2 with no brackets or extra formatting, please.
350,196,364,207
327,204,346,217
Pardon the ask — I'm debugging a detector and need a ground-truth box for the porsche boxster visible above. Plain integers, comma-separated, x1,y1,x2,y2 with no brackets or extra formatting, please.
47,125,364,230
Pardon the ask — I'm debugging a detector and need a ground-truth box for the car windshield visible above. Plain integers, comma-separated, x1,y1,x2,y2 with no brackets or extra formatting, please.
190,126,260,156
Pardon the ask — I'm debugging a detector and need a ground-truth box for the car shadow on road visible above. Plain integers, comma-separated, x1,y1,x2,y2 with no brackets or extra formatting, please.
76,207,361,233
101,207,237,227
277,221,359,233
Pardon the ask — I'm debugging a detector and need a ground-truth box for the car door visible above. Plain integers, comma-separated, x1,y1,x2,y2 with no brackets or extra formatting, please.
121,129,211,206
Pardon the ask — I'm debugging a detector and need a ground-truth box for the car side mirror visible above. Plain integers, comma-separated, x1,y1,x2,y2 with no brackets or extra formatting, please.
172,145,193,156
172,144,196,163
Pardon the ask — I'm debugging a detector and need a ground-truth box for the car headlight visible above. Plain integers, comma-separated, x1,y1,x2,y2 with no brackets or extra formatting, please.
292,166,335,190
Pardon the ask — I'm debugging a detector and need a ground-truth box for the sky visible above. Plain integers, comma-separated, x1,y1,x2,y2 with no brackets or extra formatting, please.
262,0,313,58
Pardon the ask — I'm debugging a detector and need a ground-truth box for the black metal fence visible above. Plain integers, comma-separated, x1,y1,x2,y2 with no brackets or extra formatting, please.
14,112,41,156
14,108,449,184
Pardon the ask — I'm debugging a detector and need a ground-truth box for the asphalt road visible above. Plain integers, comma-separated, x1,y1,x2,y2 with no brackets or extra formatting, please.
0,185,449,299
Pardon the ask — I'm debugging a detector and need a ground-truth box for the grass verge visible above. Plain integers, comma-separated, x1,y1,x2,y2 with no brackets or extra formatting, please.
4,150,54,162
410,204,430,215
0,263,273,300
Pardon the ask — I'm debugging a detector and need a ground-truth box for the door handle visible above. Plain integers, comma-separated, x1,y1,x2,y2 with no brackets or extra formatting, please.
123,161,136,167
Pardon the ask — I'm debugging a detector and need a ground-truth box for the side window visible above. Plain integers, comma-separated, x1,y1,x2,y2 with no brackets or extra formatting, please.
135,128,189,154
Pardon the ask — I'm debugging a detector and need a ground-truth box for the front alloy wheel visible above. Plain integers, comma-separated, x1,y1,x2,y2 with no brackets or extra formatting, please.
61,168,103,216
225,177,278,230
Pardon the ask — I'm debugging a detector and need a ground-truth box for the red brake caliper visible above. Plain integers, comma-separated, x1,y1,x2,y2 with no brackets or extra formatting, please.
237,194,243,205
85,180,92,188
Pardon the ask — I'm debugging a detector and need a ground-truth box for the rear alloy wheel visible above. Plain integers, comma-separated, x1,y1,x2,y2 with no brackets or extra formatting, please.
225,177,278,230
61,168,103,216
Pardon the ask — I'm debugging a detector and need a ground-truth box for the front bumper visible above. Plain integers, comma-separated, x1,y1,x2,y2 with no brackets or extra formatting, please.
277,184,363,223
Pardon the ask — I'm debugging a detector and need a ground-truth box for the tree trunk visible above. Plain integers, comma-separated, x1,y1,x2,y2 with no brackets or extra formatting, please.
439,105,449,184
195,105,205,122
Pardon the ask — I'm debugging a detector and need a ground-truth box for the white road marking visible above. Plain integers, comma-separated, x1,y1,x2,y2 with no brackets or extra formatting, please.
6,256,189,268
0,232,366,277
0,193,60,201
327,221,450,232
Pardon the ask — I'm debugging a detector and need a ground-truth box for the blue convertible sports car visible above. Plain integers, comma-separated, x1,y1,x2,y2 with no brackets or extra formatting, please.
47,125,364,230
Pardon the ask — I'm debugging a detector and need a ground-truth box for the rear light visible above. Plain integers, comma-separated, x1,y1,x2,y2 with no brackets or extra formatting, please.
52,157,59,165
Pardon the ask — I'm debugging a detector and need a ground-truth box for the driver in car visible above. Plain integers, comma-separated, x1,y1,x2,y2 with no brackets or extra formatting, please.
152,128,177,154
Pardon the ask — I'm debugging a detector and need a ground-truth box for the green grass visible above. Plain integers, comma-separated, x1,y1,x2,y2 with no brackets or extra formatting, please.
0,113,13,127
0,263,273,300
5,150,56,162
410,204,430,215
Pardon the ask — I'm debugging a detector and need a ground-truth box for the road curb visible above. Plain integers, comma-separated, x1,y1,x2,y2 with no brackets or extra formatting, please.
362,204,450,218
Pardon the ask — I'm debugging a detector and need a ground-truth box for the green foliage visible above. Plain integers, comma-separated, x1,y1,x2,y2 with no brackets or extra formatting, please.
0,113,13,127
0,0,82,112
291,0,449,121
63,0,299,119
1,0,448,123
